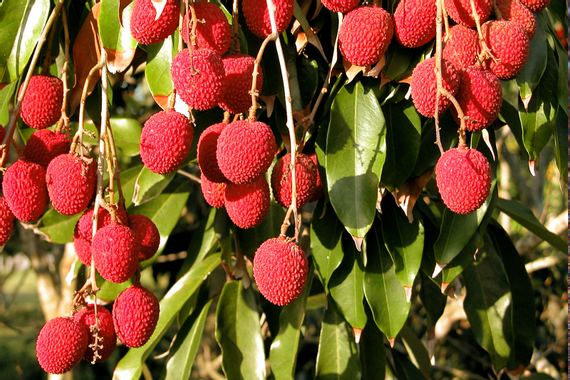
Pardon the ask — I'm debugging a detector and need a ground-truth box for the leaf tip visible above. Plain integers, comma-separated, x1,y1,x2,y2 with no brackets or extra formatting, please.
432,262,446,278
441,282,451,294
352,327,362,344
404,286,413,302
528,160,536,176
351,235,364,251
387,337,396,348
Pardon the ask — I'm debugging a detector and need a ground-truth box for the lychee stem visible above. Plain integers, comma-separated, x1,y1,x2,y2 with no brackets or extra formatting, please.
56,8,71,135
41,11,59,75
249,33,276,120
229,0,241,54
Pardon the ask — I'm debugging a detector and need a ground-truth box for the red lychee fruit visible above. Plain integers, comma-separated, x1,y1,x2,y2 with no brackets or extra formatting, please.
171,48,226,111
253,237,309,306
113,283,160,348
519,0,549,13
200,176,226,208
307,151,324,202
2,159,48,222
410,57,460,117
216,120,276,184
36,317,89,374
74,304,116,363
338,5,394,67
128,214,160,261
451,67,503,132
444,0,492,27
320,0,360,13
19,74,63,130
496,0,537,40
0,197,15,246
442,24,479,71
225,176,270,229
435,145,492,214
393,0,437,48
480,20,530,80
23,129,71,169
139,110,193,174
242,0,294,38
219,54,263,115
271,153,318,209
130,0,180,45
92,223,139,284
181,1,231,56
197,122,229,183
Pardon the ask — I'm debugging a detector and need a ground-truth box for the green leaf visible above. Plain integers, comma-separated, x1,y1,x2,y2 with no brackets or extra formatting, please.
399,325,431,375
99,0,137,73
37,209,82,244
499,98,529,160
0,81,16,126
235,200,286,258
381,100,421,191
96,273,132,303
109,117,142,157
326,81,387,238
392,349,426,380
310,199,344,292
360,309,386,380
131,166,176,206
554,111,568,183
382,43,414,81
364,222,411,339
315,299,362,380
146,36,176,104
116,164,144,209
418,271,446,327
215,280,266,380
440,230,479,285
516,17,547,99
495,198,566,252
113,252,221,380
379,196,424,288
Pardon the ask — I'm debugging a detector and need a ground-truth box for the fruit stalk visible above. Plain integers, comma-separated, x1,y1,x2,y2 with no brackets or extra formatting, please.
56,8,71,134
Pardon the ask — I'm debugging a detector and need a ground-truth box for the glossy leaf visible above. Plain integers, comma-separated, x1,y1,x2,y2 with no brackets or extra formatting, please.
392,349,426,380
516,17,547,99
440,231,479,285
113,252,221,380
0,1,27,80
326,81,386,238
109,117,142,156
38,210,82,244
554,111,568,183
146,36,176,108
498,98,529,160
0,81,16,125
383,43,414,81
235,200,285,258
315,300,362,380
215,280,266,380
360,309,386,380
399,325,431,375
418,271,446,327
96,273,132,303
131,166,176,206
99,0,137,73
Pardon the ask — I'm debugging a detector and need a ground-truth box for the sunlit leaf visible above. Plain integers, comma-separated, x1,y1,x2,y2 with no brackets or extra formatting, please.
99,0,137,73
360,309,386,380
516,17,547,99
38,209,82,244
109,117,142,157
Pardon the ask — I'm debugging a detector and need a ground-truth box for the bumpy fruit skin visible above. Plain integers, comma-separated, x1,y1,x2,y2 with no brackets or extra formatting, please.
130,0,180,45
128,214,160,261
321,0,360,12
3,159,48,222
307,151,324,202
496,0,537,40
451,67,502,132
242,0,294,38
171,49,226,111
46,154,97,216
519,0,549,12
74,206,129,266
23,129,70,169
394,0,437,48
480,20,530,80
36,317,89,374
339,5,393,67
435,145,492,214
271,153,318,208
140,110,193,174
92,223,139,284
410,57,460,117
74,305,116,363
181,2,231,55
444,0,492,27
197,122,229,183
201,176,226,208
217,120,276,184
19,74,63,130
113,283,160,348
225,176,270,229
442,24,478,70
253,237,309,306
0,197,15,246
219,54,263,115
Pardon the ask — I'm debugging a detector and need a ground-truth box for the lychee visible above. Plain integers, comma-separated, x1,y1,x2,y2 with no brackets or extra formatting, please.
0,197,15,246
435,145,492,214
200,176,226,208
410,57,460,117
216,120,276,184
139,110,193,174
442,24,479,71
338,5,394,67
197,122,229,183
496,0,537,40
219,54,263,115
393,0,437,48
92,222,139,284
2,159,48,222
128,214,160,261
181,1,231,56
46,154,97,216
242,0,294,38
451,66,503,132
519,0,549,13
444,0,492,27
73,304,116,363
19,74,63,130
253,237,309,306
23,129,71,169
36,317,89,374
112,283,160,348
171,48,226,111
307,151,324,202
130,0,180,45
225,176,270,229
320,0,360,13
271,153,318,209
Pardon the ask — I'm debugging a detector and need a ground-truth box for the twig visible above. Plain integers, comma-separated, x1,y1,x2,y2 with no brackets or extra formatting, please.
56,8,71,134
177,169,201,183
249,33,277,119
230,0,241,54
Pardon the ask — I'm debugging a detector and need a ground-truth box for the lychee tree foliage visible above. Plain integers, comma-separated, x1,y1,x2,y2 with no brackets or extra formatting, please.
0,0,567,378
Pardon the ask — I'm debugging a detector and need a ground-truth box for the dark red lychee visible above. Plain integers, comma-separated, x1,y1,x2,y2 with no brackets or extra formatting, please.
225,176,270,229
271,153,318,209
3,159,48,222
128,214,160,261
197,122,229,183
74,304,116,363
201,176,226,208
23,129,71,169
0,197,15,246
